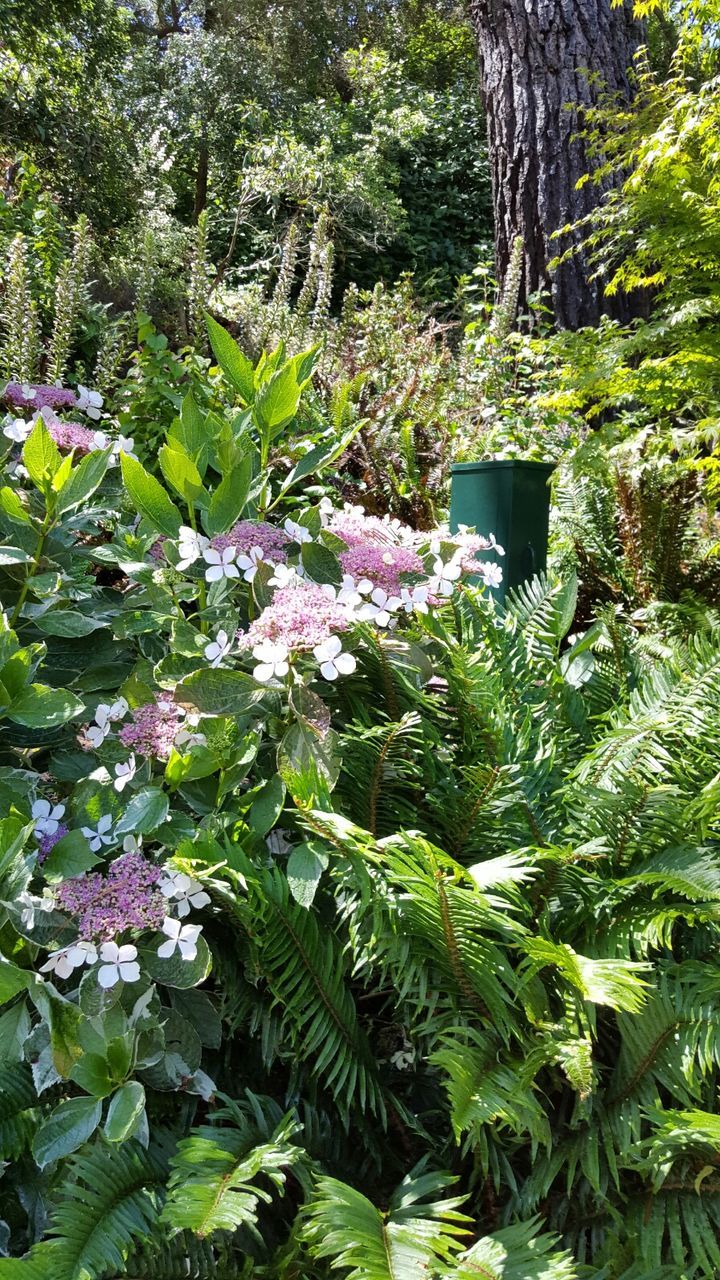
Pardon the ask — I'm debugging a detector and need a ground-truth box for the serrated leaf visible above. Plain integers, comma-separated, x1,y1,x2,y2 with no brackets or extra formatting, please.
121,453,182,538
205,455,252,534
206,315,255,402
116,786,169,836
8,685,84,728
175,668,265,716
301,541,342,586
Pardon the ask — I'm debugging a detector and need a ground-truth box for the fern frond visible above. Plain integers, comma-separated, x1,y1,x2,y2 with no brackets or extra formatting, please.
302,1167,471,1280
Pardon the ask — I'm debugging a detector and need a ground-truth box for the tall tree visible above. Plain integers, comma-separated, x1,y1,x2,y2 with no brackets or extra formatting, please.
469,0,644,327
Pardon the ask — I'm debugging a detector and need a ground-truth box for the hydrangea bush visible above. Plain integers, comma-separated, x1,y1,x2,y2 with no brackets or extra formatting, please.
0,319,506,1262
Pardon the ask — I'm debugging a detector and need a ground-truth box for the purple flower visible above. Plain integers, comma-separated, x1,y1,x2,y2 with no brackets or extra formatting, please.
56,852,165,941
211,521,289,562
46,418,98,454
37,824,69,863
237,582,350,653
118,699,185,760
3,382,77,412
339,543,425,596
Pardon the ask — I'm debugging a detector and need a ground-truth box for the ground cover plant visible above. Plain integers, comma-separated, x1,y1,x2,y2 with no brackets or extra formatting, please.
0,320,718,1279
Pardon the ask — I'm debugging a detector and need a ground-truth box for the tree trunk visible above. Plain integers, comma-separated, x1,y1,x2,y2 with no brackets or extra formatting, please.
469,0,643,328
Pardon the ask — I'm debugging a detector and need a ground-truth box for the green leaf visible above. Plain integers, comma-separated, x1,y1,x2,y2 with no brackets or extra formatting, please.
116,786,170,836
42,829,101,882
249,775,286,837
0,486,30,523
287,842,328,908
159,443,205,504
301,541,342,586
35,611,109,637
280,423,360,496
206,315,255,402
0,546,31,565
8,684,84,728
0,960,34,1005
162,1113,302,1236
69,1052,115,1098
175,668,265,716
121,453,182,538
32,1096,102,1169
104,1081,146,1143
205,455,252,534
143,934,212,989
56,448,111,514
22,417,61,487
254,364,302,436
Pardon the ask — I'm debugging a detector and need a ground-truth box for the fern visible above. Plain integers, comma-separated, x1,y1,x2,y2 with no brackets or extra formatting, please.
163,1100,304,1239
302,1167,471,1280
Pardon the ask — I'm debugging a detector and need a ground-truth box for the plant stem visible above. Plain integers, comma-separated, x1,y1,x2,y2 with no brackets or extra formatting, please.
187,503,208,634
9,517,52,629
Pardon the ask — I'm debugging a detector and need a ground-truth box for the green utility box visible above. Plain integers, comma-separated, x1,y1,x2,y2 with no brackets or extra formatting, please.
449,460,555,604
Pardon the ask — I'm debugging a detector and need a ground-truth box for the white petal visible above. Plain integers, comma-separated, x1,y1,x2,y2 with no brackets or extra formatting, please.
205,566,223,582
334,652,356,675
320,661,339,680
97,965,120,988
157,939,177,959
118,962,140,983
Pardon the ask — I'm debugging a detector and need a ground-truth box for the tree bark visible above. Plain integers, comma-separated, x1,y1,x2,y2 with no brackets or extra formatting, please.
469,0,643,328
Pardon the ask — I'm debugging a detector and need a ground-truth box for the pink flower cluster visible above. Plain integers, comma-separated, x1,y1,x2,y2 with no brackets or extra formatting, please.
340,543,425,596
46,418,97,454
445,530,494,575
119,699,184,760
56,852,164,941
237,581,350,652
3,382,77,412
211,521,289,561
327,509,402,550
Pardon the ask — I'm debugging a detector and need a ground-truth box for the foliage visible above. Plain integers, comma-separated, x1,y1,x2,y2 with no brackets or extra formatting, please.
0,316,720,1278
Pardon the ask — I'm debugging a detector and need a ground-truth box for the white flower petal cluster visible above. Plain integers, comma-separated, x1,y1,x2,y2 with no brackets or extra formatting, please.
81,814,114,852
253,641,290,682
41,941,98,980
98,941,140,988
3,417,31,444
313,636,356,680
358,587,401,628
236,546,265,582
158,917,202,961
204,546,240,583
204,628,232,668
284,517,313,545
76,385,104,420
177,526,210,572
32,799,65,838
87,698,128,749
160,871,211,917
114,754,137,792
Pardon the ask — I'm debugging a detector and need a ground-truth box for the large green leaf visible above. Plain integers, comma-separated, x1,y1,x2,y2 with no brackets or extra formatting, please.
254,364,302,436
206,315,255,402
22,418,62,488
121,453,182,538
56,448,110,514
8,685,84,728
32,1096,102,1169
175,668,265,716
204,455,252,534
